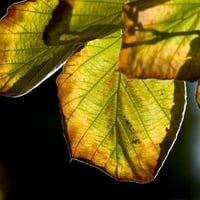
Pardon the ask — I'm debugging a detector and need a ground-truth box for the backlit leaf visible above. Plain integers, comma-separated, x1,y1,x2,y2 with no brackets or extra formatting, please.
0,0,123,97
44,0,123,45
118,0,200,81
1,0,188,183
57,31,186,183
0,0,80,96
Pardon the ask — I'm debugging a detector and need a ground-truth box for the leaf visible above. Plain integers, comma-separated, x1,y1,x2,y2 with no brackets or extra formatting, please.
44,0,123,45
0,0,123,97
0,0,79,96
118,0,200,81
1,0,187,183
57,31,186,183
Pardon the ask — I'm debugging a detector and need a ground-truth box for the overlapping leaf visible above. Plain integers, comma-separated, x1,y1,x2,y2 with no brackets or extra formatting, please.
118,0,200,80
0,0,187,183
57,31,186,183
44,0,124,45
0,0,123,96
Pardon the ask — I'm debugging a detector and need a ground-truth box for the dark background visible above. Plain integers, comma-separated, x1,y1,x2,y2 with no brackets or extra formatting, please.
0,1,200,199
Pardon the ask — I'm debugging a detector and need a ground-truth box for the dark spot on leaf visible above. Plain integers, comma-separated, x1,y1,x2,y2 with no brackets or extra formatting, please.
43,0,72,45
132,136,141,144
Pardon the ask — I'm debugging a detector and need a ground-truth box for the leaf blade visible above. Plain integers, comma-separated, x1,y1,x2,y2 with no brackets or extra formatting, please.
57,31,186,182
0,0,83,96
44,0,124,45
0,0,124,97
118,0,200,81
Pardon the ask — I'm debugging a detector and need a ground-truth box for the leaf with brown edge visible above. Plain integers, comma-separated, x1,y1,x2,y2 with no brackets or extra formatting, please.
57,31,186,183
118,0,200,81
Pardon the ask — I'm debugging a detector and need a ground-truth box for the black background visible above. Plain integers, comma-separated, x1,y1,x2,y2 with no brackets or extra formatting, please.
0,1,199,200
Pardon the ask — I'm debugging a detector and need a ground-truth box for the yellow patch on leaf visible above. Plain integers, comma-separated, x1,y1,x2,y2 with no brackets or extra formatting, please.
118,0,200,107
0,0,59,95
57,32,186,183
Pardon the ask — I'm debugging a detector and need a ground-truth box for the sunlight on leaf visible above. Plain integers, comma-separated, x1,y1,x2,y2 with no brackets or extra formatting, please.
44,0,123,45
0,0,123,97
0,0,82,96
57,31,186,183
118,0,200,81
118,0,200,107
0,0,188,183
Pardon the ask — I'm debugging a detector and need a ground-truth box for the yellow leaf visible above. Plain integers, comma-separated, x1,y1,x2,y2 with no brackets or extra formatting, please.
57,31,186,183
118,0,200,81
118,0,200,107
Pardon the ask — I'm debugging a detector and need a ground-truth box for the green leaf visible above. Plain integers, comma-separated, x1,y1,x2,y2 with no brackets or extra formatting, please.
44,0,124,45
57,31,186,183
0,0,123,97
